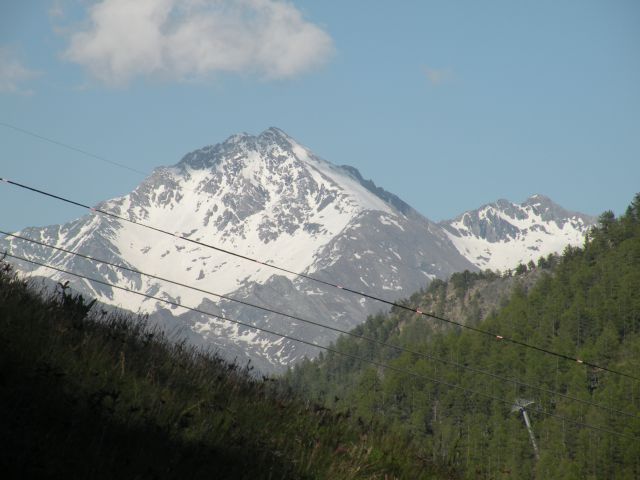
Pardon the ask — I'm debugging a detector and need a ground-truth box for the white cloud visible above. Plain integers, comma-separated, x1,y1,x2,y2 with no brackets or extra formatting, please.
63,0,334,86
0,47,39,95
424,67,453,86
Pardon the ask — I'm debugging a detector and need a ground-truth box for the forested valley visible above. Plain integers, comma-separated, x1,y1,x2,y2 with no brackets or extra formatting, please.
287,194,640,479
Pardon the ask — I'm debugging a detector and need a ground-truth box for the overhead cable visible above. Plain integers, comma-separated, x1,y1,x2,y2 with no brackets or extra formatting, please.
2,177,638,382
0,121,147,176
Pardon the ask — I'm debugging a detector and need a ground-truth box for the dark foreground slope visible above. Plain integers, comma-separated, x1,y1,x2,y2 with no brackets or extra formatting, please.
0,263,452,480
288,195,640,479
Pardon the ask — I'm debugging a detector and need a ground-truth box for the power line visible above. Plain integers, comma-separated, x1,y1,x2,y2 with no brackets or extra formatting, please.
3,229,636,421
0,121,147,176
2,177,638,382
0,122,634,382
2,251,635,441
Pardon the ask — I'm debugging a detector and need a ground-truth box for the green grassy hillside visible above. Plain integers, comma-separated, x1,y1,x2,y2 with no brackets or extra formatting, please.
0,261,452,479
287,194,640,479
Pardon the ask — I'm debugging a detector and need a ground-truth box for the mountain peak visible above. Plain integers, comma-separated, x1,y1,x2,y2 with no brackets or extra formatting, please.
525,193,550,201
226,131,251,143
520,194,591,224
255,127,297,153
259,126,291,140
440,195,596,271
225,127,295,148
171,128,421,222
523,193,555,208
178,127,298,171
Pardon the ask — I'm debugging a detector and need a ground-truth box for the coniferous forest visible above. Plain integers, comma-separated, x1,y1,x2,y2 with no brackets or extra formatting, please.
287,194,640,479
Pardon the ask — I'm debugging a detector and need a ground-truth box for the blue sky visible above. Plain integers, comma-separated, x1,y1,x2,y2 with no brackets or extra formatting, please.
1,0,639,233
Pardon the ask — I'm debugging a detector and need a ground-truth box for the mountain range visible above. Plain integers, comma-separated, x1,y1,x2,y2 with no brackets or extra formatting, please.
1,128,596,373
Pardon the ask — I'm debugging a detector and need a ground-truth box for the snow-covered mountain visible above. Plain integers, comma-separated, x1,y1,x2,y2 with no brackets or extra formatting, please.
1,128,597,372
2,128,475,372
440,195,596,272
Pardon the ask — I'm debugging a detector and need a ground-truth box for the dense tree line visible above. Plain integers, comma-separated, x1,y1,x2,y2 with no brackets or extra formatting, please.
287,194,640,479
